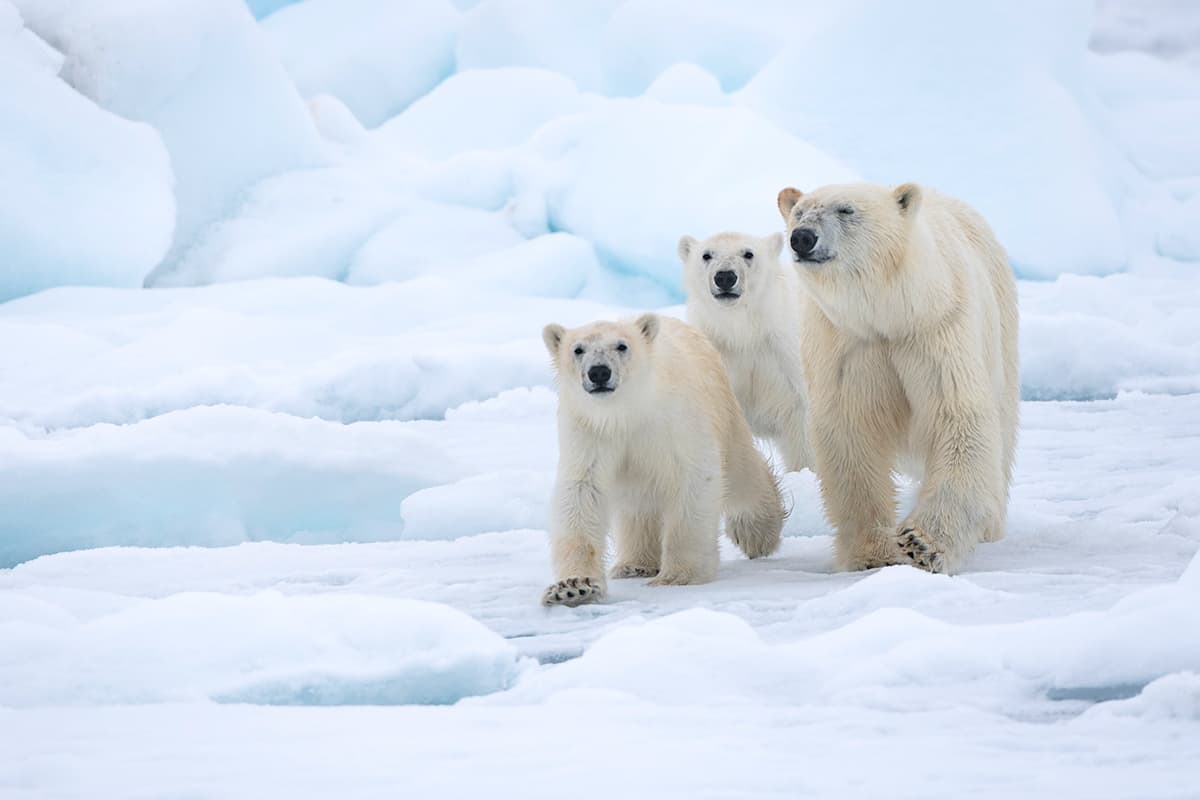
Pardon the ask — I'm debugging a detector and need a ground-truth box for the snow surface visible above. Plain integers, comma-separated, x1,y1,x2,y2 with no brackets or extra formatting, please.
2,0,1199,797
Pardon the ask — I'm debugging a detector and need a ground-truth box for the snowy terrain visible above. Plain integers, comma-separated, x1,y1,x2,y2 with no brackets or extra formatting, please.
1,1,1199,798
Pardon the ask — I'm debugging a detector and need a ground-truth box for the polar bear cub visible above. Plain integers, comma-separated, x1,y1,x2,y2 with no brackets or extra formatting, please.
778,182,1019,575
540,313,785,606
679,231,813,472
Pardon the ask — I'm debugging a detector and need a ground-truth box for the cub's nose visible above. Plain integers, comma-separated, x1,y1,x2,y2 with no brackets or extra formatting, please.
587,364,612,385
790,227,818,257
713,270,738,291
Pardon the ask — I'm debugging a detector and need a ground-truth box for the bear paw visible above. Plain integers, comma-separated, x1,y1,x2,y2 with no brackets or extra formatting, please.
897,527,947,574
610,563,659,579
542,577,604,607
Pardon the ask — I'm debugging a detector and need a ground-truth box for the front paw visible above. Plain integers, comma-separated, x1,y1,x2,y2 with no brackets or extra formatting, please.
610,563,659,579
897,526,947,574
542,577,605,607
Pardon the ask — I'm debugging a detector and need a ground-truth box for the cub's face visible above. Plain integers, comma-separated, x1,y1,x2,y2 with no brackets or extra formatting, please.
678,232,784,311
542,315,660,402
776,182,922,274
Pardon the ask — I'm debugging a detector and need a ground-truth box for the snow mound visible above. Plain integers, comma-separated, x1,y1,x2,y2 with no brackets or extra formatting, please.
601,0,786,95
643,62,729,105
740,0,1125,279
0,3,173,301
0,592,522,706
1019,274,1200,399
529,98,857,294
498,551,1200,711
1157,194,1200,262
377,67,586,159
12,0,326,279
345,202,524,284
401,470,553,540
263,0,459,128
0,406,455,567
455,0,619,91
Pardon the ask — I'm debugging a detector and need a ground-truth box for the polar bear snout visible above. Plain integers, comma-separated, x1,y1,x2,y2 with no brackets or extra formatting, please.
790,227,818,258
585,363,614,393
712,270,742,302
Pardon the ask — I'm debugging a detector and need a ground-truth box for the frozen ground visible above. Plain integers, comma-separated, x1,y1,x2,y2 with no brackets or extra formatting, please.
2,278,1199,798
2,0,1200,797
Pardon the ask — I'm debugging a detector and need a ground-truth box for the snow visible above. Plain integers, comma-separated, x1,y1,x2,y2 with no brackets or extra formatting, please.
376,67,587,159
2,1,1200,796
12,0,327,280
529,99,858,293
739,0,1126,279
0,591,521,707
0,2,173,301
263,0,459,128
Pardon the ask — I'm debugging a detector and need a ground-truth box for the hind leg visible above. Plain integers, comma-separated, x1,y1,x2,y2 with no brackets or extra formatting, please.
611,504,661,579
724,430,784,559
651,470,720,586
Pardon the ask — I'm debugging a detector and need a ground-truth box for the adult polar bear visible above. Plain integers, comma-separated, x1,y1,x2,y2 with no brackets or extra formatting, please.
778,182,1018,574
540,314,784,606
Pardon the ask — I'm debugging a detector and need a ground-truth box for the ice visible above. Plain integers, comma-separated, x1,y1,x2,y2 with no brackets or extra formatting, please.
739,0,1126,279
1019,274,1200,399
344,202,524,285
528,99,857,294
263,0,459,128
13,0,327,279
455,0,621,92
244,0,298,19
401,472,553,540
375,67,587,159
600,0,789,94
0,591,522,706
2,3,1200,796
0,3,173,301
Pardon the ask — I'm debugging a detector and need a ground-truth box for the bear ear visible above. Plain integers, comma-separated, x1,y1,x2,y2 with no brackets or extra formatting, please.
764,231,783,258
542,323,566,358
677,235,697,264
894,183,922,216
777,187,803,220
635,313,660,344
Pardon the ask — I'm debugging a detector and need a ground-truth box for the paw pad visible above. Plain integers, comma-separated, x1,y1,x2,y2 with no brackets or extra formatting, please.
897,527,946,574
542,577,604,607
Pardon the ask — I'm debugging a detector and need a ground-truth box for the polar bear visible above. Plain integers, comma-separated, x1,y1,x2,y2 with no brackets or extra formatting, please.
540,313,785,606
678,231,813,472
777,182,1018,574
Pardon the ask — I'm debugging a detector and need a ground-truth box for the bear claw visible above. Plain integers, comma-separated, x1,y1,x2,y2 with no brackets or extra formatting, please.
542,577,604,607
897,527,946,573
610,563,659,579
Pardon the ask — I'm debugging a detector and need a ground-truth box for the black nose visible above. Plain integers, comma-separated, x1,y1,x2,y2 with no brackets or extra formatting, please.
587,364,611,385
790,227,818,257
713,270,737,291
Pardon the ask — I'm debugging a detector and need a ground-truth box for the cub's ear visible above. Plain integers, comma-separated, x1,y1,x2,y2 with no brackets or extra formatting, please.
894,183,922,216
635,313,660,344
677,235,697,264
777,187,803,220
764,231,783,258
542,323,566,358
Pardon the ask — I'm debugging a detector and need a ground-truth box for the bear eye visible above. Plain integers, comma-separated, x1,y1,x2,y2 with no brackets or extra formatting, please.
742,250,754,260
837,206,855,216
616,343,628,352
573,345,584,356
701,252,712,262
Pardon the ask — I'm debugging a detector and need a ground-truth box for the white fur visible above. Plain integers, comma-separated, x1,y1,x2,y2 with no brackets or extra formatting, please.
540,314,784,605
679,231,813,472
778,182,1019,574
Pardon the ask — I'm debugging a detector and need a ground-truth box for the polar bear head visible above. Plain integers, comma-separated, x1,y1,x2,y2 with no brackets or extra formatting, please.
777,182,922,274
542,315,660,410
677,231,784,311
